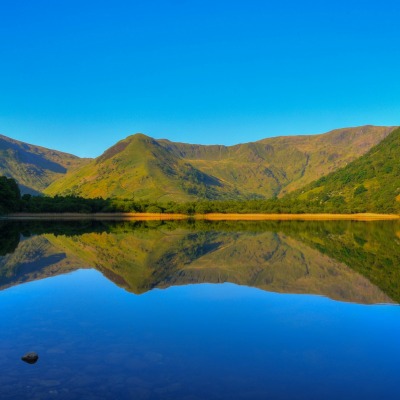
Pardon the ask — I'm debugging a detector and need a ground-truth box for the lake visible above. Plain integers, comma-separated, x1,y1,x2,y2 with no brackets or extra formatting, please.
0,219,400,399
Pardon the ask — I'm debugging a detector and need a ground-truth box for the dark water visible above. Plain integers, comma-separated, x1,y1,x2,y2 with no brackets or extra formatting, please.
1,219,400,399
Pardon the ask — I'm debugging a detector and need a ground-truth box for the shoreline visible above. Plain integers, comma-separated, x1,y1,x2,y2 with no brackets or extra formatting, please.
2,212,399,221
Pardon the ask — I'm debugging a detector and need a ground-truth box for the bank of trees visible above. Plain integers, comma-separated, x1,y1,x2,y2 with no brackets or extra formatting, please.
0,177,21,213
5,194,367,214
0,176,397,215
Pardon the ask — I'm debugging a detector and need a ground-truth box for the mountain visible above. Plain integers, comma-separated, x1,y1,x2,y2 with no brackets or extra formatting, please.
286,126,400,213
0,134,90,194
161,125,396,197
44,126,396,201
45,134,234,202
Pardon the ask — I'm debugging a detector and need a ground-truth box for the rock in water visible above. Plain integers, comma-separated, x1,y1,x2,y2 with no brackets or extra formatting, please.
21,352,39,364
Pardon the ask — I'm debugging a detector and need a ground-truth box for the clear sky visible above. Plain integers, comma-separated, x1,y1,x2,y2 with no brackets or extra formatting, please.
1,0,400,157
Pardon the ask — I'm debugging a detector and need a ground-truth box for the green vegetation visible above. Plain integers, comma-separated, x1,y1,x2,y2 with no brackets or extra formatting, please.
286,126,400,213
0,190,356,215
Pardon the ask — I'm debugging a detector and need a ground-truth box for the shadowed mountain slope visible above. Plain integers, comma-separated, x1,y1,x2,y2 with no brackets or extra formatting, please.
44,126,395,201
0,134,90,194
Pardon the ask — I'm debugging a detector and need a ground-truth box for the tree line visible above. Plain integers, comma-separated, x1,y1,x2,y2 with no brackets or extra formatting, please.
1,176,398,215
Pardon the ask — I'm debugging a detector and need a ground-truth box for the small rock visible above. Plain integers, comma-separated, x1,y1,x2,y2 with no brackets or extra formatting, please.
21,352,39,364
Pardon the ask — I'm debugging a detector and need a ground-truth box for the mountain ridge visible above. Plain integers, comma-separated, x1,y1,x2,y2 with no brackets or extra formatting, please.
43,125,396,201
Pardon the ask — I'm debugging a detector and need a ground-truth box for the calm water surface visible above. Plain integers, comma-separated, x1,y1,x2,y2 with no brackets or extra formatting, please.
0,219,399,399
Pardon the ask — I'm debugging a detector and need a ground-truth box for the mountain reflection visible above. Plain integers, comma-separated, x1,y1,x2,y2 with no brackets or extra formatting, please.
0,220,399,304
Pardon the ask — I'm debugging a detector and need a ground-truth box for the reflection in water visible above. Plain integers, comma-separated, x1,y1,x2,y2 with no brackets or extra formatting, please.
0,220,399,304
1,220,400,400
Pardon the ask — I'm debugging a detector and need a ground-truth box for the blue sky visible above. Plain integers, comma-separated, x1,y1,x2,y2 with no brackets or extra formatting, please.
1,0,400,157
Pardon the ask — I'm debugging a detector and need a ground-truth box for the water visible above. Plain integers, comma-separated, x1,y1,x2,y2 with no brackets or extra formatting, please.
0,219,399,399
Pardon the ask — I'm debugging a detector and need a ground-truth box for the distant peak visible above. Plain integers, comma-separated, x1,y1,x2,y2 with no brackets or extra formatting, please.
125,133,153,141
96,133,158,163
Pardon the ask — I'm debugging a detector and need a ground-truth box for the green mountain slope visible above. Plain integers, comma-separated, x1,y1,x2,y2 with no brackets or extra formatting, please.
44,126,395,201
0,134,90,194
286,126,400,213
45,134,237,201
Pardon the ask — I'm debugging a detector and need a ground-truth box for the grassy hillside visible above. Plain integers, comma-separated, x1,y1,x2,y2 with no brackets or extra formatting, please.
286,126,400,213
45,134,239,201
0,134,90,194
44,126,395,201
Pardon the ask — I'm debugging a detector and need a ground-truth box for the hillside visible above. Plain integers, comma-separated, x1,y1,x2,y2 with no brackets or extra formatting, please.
44,134,236,201
0,134,90,194
44,125,395,201
287,126,400,213
161,125,395,197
